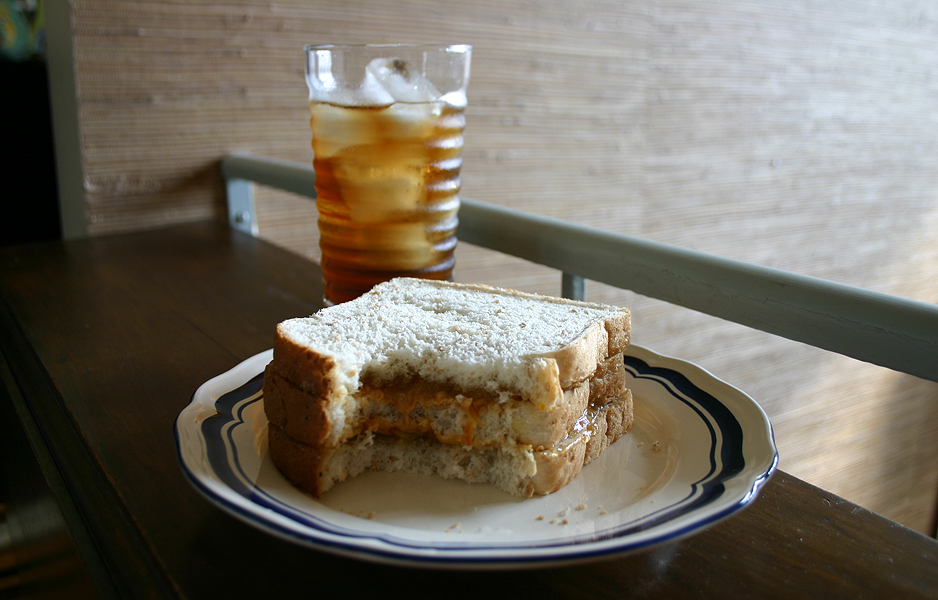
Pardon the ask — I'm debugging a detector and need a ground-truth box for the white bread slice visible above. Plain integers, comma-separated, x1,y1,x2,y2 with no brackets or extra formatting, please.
270,276,630,408
268,390,632,498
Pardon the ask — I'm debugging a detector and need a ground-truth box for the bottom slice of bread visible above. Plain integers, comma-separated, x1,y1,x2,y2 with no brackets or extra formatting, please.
268,390,633,498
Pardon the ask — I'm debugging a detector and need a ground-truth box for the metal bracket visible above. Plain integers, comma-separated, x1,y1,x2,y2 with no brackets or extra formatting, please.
226,177,258,236
562,272,586,301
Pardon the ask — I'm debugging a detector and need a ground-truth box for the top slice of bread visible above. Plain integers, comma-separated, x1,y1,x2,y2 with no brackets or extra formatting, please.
272,278,630,411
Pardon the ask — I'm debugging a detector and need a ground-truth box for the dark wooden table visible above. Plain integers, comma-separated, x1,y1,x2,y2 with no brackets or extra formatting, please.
1,220,936,599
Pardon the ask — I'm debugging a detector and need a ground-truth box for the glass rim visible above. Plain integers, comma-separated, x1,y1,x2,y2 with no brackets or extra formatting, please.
304,43,470,53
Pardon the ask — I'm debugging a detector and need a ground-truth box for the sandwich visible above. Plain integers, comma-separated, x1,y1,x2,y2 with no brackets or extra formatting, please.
263,277,633,498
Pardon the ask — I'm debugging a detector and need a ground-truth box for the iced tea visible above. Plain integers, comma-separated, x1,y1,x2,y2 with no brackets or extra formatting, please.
305,45,471,305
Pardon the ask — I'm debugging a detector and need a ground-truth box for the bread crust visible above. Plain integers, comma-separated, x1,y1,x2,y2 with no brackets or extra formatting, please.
271,329,345,401
588,352,627,405
531,390,633,495
263,363,333,447
267,422,329,498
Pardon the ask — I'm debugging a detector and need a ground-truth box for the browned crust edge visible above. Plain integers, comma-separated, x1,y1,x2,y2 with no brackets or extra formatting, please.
267,422,328,498
530,389,633,495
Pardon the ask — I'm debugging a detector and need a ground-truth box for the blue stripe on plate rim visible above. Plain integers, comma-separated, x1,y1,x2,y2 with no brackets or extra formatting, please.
176,348,777,566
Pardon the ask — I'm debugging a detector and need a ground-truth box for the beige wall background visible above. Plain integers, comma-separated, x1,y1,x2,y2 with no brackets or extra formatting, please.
56,0,938,532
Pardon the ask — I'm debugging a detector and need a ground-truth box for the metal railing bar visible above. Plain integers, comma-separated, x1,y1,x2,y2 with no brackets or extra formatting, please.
222,153,317,198
221,153,938,383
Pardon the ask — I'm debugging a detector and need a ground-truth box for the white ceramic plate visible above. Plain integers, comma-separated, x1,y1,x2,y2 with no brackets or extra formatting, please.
175,346,777,569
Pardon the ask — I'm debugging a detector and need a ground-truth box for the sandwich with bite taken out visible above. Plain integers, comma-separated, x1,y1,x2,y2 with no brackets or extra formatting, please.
263,277,633,497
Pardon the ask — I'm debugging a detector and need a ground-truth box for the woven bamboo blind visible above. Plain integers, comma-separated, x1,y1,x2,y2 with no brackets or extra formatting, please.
64,0,938,532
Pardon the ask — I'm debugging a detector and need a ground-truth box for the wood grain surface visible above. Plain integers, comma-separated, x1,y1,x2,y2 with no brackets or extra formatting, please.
59,0,938,532
1,222,936,598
